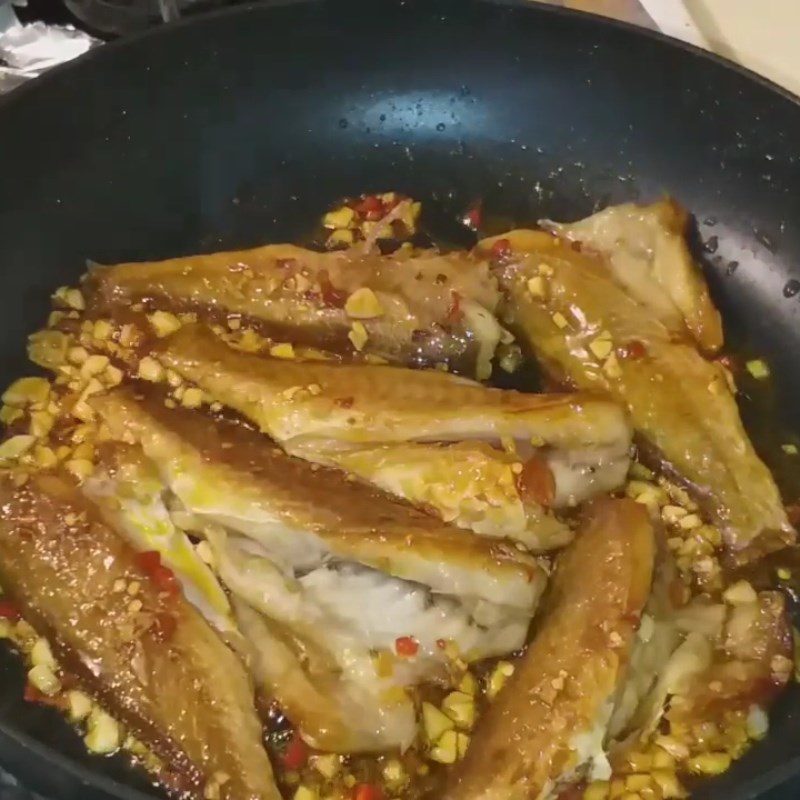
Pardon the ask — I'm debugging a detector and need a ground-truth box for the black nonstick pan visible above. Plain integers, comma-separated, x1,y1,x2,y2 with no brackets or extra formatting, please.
1,1,800,798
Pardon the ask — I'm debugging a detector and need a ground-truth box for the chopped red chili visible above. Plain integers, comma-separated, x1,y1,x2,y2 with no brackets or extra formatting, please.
318,271,348,308
516,456,556,508
354,195,384,219
354,783,384,800
23,683,64,709
134,551,180,598
335,397,355,409
436,638,447,650
0,600,21,621
282,730,309,770
394,636,419,657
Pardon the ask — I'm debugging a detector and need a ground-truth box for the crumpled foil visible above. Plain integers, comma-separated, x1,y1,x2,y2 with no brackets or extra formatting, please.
0,3,98,94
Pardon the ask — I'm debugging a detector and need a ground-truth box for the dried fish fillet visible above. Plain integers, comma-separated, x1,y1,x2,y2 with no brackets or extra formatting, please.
0,472,279,800
443,499,656,800
84,243,505,378
487,230,793,554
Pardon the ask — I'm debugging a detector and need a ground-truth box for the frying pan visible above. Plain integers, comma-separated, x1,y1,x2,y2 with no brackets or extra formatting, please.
1,0,799,798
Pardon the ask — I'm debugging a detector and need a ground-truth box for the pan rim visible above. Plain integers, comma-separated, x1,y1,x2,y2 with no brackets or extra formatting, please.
1,0,800,115
1,0,800,798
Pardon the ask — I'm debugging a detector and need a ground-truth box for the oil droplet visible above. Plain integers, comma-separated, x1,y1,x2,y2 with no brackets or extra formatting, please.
338,118,349,129
703,235,719,254
436,123,446,132
783,279,800,298
703,216,717,227
726,261,739,276
379,114,386,122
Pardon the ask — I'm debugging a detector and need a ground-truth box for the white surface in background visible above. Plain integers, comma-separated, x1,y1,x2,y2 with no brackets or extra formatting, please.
640,0,800,97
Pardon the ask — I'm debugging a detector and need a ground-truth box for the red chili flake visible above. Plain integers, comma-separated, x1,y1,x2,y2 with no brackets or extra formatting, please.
515,456,556,508
282,730,309,770
461,203,482,231
618,339,647,360
354,784,384,800
394,636,419,657
447,291,463,323
0,600,21,621
436,638,447,650
334,397,355,409
489,238,511,260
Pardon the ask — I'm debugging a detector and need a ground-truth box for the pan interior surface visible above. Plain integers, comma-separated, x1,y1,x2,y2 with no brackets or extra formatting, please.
0,0,799,798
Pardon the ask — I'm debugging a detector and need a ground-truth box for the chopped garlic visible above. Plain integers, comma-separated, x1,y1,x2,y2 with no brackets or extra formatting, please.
551,311,569,329
67,690,93,723
382,758,406,784
148,310,182,338
526,275,547,300
137,357,165,383
602,352,622,379
456,732,470,760
2,377,50,408
30,638,56,669
429,729,458,764
782,443,798,455
312,754,340,779
486,660,515,699
270,343,296,360
28,664,61,695
181,387,204,409
84,708,121,754
323,206,356,230
422,701,454,742
745,359,770,380
0,435,36,462
687,752,731,776
589,336,613,360
441,691,475,729
292,787,319,800
458,671,477,695
345,287,384,319
348,321,369,351
723,580,757,605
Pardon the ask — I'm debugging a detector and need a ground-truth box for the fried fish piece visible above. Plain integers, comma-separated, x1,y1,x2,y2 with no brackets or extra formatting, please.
83,243,505,378
486,229,793,555
542,199,723,353
92,389,542,750
0,472,279,800
92,388,545,612
148,325,631,548
443,498,655,800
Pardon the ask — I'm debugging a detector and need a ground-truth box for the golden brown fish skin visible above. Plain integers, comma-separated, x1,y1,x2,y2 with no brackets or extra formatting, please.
543,199,723,353
83,243,502,376
0,472,280,800
485,230,793,555
151,324,631,453
443,499,655,800
92,388,546,607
